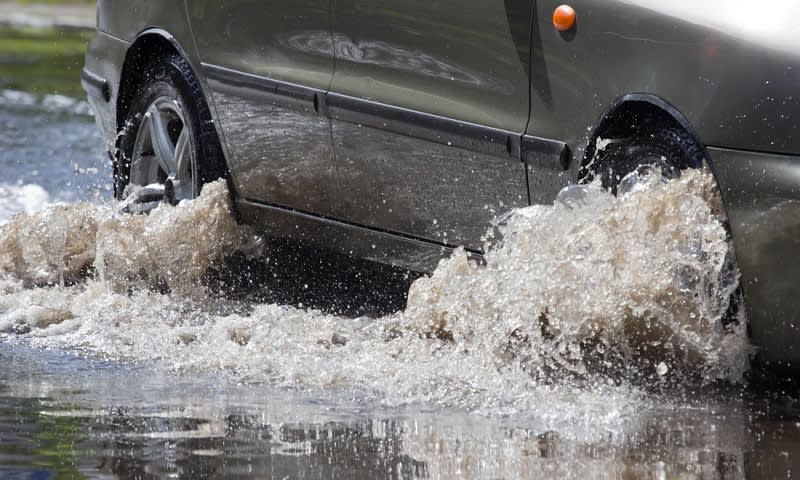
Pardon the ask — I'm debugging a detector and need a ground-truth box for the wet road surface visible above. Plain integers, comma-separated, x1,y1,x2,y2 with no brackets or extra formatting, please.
4,339,800,479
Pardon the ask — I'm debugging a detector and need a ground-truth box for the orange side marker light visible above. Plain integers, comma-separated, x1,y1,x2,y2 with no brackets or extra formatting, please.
553,5,576,32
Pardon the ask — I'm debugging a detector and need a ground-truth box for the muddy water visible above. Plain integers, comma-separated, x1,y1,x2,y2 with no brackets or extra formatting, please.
1,170,748,390
3,104,798,477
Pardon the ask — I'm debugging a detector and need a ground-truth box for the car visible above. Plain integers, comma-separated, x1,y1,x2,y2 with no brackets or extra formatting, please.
81,1,800,369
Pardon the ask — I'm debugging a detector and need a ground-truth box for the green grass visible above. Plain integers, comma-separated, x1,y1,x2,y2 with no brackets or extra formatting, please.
12,0,94,4
0,25,91,97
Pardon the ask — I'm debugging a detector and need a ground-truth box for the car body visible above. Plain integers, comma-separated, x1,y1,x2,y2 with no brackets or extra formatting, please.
82,1,800,368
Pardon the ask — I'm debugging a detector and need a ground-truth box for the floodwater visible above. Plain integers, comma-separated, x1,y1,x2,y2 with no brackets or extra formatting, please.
2,26,800,480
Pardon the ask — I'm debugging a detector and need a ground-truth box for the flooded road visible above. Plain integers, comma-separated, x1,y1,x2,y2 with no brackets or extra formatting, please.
1,24,800,480
4,341,798,480
0,90,107,214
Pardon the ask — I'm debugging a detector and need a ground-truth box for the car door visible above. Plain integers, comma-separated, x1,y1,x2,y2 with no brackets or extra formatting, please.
186,1,338,217
327,0,536,251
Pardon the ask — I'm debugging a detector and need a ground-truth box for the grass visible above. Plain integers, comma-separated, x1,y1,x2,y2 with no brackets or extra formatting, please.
0,25,92,97
11,0,94,4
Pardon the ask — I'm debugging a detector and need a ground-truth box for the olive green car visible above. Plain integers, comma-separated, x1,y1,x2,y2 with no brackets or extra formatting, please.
82,1,800,369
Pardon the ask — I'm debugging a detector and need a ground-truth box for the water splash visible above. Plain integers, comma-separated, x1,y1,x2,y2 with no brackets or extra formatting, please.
0,183,50,222
0,181,259,291
401,169,749,384
0,171,752,416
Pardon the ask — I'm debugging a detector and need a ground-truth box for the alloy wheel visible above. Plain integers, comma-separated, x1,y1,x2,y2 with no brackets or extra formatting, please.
124,96,197,213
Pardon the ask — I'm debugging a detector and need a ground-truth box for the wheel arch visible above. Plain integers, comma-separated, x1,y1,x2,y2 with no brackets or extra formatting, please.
114,28,234,203
578,93,744,329
116,29,194,134
579,94,719,182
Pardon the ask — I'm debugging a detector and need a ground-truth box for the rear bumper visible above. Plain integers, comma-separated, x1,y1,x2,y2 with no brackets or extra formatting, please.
709,146,800,368
81,29,129,153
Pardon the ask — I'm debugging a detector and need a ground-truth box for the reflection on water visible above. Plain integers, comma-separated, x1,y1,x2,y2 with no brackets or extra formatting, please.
3,342,800,479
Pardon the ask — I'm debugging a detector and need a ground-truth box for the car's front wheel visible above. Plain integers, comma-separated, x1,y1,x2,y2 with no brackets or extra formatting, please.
116,53,225,213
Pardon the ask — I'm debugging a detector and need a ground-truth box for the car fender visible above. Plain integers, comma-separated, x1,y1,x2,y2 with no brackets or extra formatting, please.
528,0,800,161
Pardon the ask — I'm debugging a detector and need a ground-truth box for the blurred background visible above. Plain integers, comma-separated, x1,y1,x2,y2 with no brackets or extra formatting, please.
0,0,109,218
0,0,95,97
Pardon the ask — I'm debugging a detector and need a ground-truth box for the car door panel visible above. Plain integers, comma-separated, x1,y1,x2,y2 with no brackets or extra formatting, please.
186,1,338,216
329,0,534,250
327,93,528,249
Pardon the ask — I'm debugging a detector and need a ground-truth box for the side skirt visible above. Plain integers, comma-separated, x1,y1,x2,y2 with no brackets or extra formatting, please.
236,199,484,274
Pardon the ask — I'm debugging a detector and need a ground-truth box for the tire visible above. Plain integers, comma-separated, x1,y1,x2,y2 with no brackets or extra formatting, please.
585,122,743,328
585,125,705,194
116,53,227,212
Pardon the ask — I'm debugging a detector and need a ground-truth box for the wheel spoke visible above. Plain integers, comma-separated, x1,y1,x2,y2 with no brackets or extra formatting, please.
125,94,197,212
132,114,152,182
174,128,195,199
175,129,191,175
147,106,178,175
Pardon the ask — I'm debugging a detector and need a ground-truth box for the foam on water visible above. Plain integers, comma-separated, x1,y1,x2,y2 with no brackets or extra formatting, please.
0,172,752,423
0,183,50,222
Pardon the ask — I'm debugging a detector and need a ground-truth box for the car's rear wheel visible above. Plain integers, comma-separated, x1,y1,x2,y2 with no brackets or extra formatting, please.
584,121,743,328
116,53,226,213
